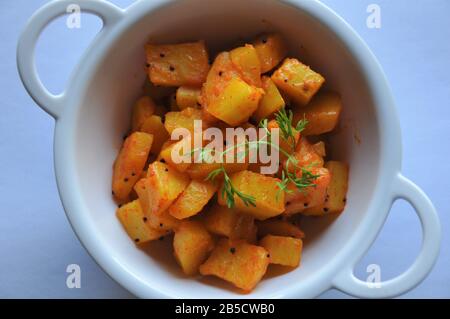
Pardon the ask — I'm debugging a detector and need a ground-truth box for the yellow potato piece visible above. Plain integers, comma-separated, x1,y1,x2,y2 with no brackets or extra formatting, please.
169,180,218,219
174,221,215,275
252,76,285,122
145,161,190,216
218,170,285,220
252,33,288,73
203,204,256,242
131,96,156,132
303,161,349,216
112,132,153,201
146,41,210,87
230,44,262,87
176,86,202,110
272,58,324,106
140,115,170,155
116,200,168,244
293,91,342,136
259,235,302,267
199,239,269,291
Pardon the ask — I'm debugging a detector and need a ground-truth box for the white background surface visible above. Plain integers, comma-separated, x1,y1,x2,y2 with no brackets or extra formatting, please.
0,0,448,298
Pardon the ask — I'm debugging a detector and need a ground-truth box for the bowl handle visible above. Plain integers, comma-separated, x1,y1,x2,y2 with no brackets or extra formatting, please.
332,173,441,298
17,0,123,119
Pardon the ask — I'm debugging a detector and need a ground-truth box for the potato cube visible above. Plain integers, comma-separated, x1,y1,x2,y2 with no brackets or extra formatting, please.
169,180,218,219
293,91,342,136
205,77,263,126
145,41,210,87
112,132,153,201
164,107,205,135
257,219,305,239
140,115,170,155
230,44,262,87
252,76,285,122
174,221,215,275
131,96,156,132
146,161,190,216
203,204,256,241
116,200,168,244
176,86,202,110
303,161,349,216
158,137,193,172
199,239,269,291
272,58,325,106
147,207,180,231
284,167,331,215
218,170,285,220
252,33,288,73
259,235,302,267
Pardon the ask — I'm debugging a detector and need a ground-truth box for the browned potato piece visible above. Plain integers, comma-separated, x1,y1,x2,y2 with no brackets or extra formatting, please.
257,219,305,239
272,58,324,106
131,96,156,132
199,239,269,291
164,107,205,135
145,161,190,216
174,221,215,275
303,161,349,216
259,235,302,267
293,91,342,136
145,41,210,87
230,44,262,87
252,76,285,122
252,33,288,73
218,170,285,220
116,200,168,244
169,180,218,219
112,132,153,201
203,204,256,242
140,115,170,155
176,86,202,110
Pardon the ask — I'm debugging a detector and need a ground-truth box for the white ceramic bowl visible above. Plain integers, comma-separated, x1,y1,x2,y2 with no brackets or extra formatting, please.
17,0,441,298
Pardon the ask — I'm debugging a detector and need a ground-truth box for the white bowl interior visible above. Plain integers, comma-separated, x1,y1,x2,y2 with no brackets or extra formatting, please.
73,0,380,297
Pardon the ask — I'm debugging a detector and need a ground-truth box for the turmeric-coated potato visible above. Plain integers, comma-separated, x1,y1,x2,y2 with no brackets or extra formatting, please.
169,180,218,219
145,161,190,216
112,132,153,201
272,58,324,106
218,170,285,220
146,41,210,87
131,96,156,132
252,33,288,73
176,86,202,110
140,115,170,155
252,76,285,122
174,221,215,275
230,44,262,87
259,235,302,267
116,200,169,244
257,219,305,239
200,239,269,291
303,161,349,216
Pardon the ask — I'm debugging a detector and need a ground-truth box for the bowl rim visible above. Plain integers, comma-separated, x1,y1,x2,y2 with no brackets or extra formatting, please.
53,0,402,298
